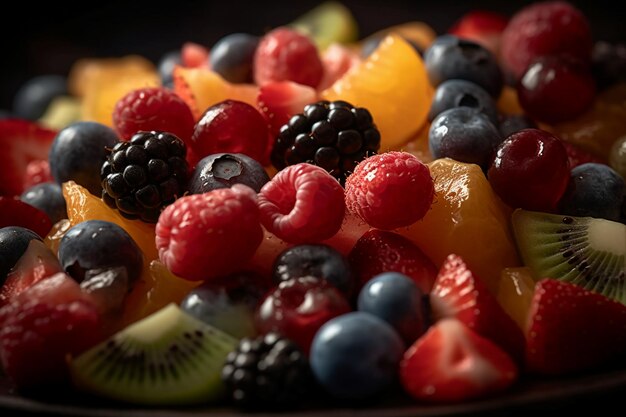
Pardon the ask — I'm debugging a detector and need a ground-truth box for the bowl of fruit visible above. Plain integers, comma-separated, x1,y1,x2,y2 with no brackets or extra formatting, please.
1,1,625,416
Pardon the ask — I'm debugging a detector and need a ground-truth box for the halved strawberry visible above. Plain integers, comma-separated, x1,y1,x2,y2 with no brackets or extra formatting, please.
0,240,63,306
561,140,606,168
526,279,626,375
257,80,318,137
400,318,518,402
348,229,437,295
0,119,57,196
181,42,210,69
0,196,53,238
449,11,508,55
0,273,101,387
430,254,525,362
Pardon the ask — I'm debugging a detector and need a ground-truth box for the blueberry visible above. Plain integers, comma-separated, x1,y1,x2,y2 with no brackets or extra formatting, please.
49,122,119,195
188,153,269,194
310,311,404,400
424,35,503,97
0,226,42,282
12,75,67,120
498,114,537,138
559,163,625,222
181,271,266,339
429,107,502,170
210,33,259,84
592,41,626,90
80,266,130,314
272,244,353,297
428,79,498,125
20,182,67,224
58,220,143,284
157,50,182,88
357,272,426,345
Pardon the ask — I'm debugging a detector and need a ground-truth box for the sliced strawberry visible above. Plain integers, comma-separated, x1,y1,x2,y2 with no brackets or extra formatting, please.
449,11,508,55
23,159,53,190
0,273,101,387
257,81,318,137
0,119,57,196
317,43,362,91
348,229,437,295
561,140,606,168
0,240,63,306
430,254,525,362
400,318,518,402
181,42,210,69
526,279,626,375
0,196,53,238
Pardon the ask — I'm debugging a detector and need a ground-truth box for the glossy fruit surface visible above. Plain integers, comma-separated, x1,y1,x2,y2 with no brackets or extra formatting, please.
188,153,270,194
20,182,67,224
488,129,570,212
210,33,259,84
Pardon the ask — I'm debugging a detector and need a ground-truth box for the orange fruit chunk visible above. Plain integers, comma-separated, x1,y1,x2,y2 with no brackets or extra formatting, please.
496,267,536,330
173,66,259,120
321,34,432,151
497,86,524,115
397,158,520,294
62,181,158,262
551,83,626,159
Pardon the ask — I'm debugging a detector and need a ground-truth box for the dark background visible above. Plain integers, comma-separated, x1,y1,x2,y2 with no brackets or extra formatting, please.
1,0,624,110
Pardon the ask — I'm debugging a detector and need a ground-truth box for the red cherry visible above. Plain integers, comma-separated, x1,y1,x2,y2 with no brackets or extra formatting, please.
255,276,351,354
517,56,595,124
487,129,570,212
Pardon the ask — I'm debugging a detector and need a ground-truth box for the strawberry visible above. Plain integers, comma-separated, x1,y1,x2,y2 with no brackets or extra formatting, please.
317,43,362,91
348,229,437,295
181,42,210,69
525,279,626,375
257,81,318,137
0,119,57,196
0,240,63,306
449,11,508,55
0,196,53,238
430,254,525,362
400,318,518,402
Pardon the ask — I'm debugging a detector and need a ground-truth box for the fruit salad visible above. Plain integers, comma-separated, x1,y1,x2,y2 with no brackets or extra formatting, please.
1,0,625,411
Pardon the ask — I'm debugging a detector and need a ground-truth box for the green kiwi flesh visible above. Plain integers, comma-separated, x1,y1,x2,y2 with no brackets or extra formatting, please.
70,303,237,405
512,209,626,304
289,1,359,49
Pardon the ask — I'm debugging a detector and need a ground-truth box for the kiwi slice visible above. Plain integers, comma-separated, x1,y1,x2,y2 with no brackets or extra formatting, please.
290,1,359,50
70,303,237,405
512,209,626,304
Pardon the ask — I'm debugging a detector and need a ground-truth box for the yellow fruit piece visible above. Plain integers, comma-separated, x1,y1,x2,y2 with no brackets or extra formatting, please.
497,86,524,115
39,96,82,130
361,21,436,54
552,83,626,159
496,267,536,330
44,219,71,255
290,1,359,50
321,34,432,151
397,158,520,294
173,66,259,120
401,122,433,163
68,55,157,98
62,181,158,262
82,71,160,127
121,260,202,329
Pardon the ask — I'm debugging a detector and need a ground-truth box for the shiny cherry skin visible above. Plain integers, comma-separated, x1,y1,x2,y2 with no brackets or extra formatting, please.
255,276,351,354
488,129,570,212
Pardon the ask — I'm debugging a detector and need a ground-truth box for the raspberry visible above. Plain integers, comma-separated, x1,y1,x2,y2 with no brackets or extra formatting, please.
101,131,189,223
344,152,434,230
23,159,53,190
501,1,593,80
155,184,263,281
254,27,324,89
270,100,381,185
258,163,345,244
113,87,196,144
0,273,101,388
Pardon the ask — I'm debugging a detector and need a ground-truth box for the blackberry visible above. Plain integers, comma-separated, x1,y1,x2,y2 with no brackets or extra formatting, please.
270,100,381,185
221,333,314,408
100,131,188,223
